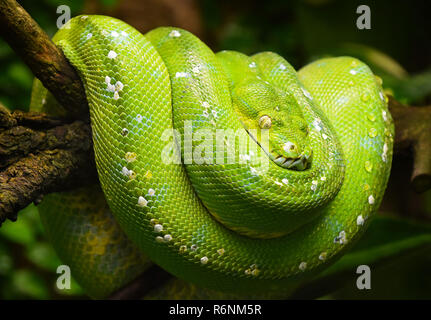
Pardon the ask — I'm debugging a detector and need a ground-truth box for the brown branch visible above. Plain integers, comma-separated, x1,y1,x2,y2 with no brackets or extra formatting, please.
388,96,431,193
0,0,87,119
0,104,96,224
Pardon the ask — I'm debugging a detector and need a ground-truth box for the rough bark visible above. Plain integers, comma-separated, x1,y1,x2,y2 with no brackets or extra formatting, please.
0,103,96,225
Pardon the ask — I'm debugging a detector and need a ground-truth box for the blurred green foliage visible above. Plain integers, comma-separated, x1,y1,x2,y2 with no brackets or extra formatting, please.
0,204,85,299
0,0,430,299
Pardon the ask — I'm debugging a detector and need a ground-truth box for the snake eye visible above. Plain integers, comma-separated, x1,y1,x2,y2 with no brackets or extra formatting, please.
259,115,272,129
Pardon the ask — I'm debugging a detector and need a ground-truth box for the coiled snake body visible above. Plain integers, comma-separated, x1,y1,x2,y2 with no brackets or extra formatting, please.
30,16,394,298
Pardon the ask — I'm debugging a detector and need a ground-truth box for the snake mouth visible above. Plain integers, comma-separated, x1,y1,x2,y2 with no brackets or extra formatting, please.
271,153,311,170
243,127,311,171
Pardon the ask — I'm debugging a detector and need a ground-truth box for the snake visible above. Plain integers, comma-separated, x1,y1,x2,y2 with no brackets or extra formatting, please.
29,15,394,298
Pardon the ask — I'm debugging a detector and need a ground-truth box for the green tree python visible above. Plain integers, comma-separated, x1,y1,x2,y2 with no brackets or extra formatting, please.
29,15,394,298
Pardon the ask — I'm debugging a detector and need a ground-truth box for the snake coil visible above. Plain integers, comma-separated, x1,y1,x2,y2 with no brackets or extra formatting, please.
30,16,394,298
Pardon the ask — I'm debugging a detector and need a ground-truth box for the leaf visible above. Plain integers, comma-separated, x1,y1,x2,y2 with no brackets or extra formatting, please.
0,242,13,276
0,205,39,245
6,269,50,299
26,242,62,272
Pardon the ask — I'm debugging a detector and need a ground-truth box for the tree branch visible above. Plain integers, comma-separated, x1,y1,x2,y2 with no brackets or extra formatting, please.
0,104,96,224
388,97,431,193
0,0,87,119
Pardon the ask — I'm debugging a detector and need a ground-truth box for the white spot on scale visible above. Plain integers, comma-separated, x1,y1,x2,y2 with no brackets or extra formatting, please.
368,195,375,205
169,30,181,37
154,224,163,232
107,83,115,92
282,178,288,185
86,33,92,40
111,31,119,37
279,63,287,70
357,215,365,226
350,69,357,75
192,66,200,74
274,180,283,187
175,72,191,78
155,236,164,243
115,81,124,91
105,76,111,85
312,119,322,132
200,256,208,264
136,114,143,123
113,91,120,100
121,31,128,37
138,196,148,207
108,50,117,59
121,166,129,176
334,230,347,244
311,180,318,191
148,188,155,196
164,234,172,242
301,87,312,100
125,152,136,163
382,143,388,162
299,262,307,271
249,62,257,68
319,252,327,261
382,110,388,122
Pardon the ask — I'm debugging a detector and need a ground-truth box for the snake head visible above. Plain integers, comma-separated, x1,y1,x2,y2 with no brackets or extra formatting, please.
233,80,312,171
264,114,312,170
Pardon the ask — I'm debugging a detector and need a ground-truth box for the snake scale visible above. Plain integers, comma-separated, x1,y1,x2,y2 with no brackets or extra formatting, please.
29,15,394,298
